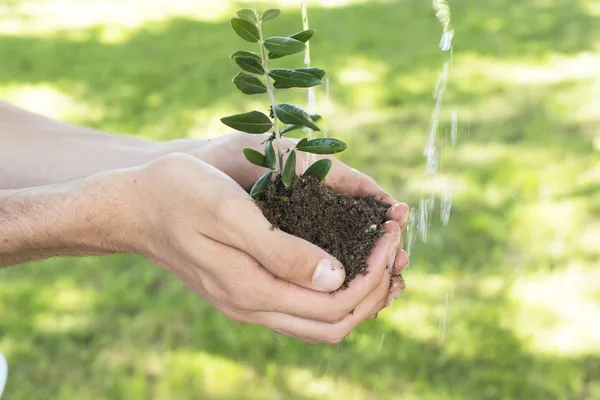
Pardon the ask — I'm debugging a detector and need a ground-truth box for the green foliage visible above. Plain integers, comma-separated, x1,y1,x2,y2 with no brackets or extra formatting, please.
233,73,267,95
243,148,269,168
230,18,260,42
250,171,273,199
233,56,264,75
261,9,281,22
220,111,272,133
296,138,347,154
282,150,297,188
303,159,333,182
274,103,321,131
222,8,345,199
268,68,322,88
264,36,306,57
236,9,258,25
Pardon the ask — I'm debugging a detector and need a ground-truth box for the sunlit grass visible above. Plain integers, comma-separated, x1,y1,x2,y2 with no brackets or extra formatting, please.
0,0,598,398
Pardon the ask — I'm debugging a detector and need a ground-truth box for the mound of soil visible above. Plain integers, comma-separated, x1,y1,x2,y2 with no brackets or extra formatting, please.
257,175,389,288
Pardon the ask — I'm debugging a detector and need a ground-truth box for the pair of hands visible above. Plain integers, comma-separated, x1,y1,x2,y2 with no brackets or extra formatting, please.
108,133,410,343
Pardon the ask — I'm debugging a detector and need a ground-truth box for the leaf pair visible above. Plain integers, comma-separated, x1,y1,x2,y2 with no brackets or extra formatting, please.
270,68,325,89
231,9,281,43
221,103,321,134
267,29,315,59
244,141,276,170
279,150,332,188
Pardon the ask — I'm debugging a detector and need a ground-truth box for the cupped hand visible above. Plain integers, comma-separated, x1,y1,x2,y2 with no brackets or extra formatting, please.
171,132,411,305
122,150,409,343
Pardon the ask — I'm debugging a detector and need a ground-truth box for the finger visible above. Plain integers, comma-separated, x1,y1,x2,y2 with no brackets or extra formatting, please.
215,196,346,292
386,203,410,227
323,159,398,206
386,275,406,306
394,250,410,274
194,231,397,324
256,265,392,344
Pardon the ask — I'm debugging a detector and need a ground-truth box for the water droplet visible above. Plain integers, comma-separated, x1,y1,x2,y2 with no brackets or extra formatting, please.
439,29,454,52
441,185,452,226
451,110,458,145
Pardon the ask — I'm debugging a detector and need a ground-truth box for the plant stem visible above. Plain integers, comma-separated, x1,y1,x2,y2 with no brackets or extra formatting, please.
257,21,284,172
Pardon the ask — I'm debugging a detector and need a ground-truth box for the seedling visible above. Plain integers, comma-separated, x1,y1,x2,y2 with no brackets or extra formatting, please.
220,8,347,199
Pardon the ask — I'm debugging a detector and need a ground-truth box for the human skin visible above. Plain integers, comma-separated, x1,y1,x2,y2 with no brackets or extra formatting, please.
0,101,409,343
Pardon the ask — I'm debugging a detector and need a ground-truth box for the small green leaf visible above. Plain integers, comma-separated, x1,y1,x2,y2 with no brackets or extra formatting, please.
233,57,265,75
280,115,322,135
230,50,262,62
296,138,347,154
230,18,260,43
303,159,332,182
264,36,306,57
237,9,258,24
233,73,267,95
296,67,326,80
250,171,273,199
269,68,322,88
297,138,309,148
265,140,276,170
243,148,268,168
290,29,316,43
262,9,281,22
274,103,320,131
221,111,272,134
282,150,297,188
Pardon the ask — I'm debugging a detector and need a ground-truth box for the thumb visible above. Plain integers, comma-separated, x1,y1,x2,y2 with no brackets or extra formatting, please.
230,203,346,292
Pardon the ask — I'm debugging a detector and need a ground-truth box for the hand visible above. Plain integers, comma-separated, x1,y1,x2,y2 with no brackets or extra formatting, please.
169,132,411,304
118,152,409,343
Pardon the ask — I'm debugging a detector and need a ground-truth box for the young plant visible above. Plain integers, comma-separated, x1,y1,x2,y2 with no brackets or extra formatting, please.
220,8,348,199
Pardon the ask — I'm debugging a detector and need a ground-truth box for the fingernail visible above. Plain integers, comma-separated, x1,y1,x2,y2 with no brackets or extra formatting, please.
388,245,399,270
312,259,346,291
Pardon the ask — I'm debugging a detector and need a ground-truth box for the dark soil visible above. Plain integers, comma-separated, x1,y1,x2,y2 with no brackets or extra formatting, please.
257,175,389,288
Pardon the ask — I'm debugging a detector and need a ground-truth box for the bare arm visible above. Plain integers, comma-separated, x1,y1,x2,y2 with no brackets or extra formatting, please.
0,101,168,189
0,171,132,266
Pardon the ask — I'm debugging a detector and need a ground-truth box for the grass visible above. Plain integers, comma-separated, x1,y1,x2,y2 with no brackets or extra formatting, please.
0,0,599,399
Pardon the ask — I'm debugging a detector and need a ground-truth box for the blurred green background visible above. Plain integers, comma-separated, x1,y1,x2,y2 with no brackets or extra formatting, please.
1,0,599,399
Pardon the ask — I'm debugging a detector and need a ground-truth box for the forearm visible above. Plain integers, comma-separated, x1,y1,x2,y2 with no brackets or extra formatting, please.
0,171,134,267
0,101,170,189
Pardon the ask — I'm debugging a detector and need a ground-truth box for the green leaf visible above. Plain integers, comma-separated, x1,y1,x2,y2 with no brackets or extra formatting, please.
230,18,260,43
262,9,281,22
233,73,267,95
303,159,332,183
243,148,268,168
233,57,265,75
274,103,320,131
265,141,276,170
280,115,322,135
297,138,309,148
264,36,306,57
236,9,258,24
282,150,297,188
296,67,326,80
269,68,322,88
230,50,261,62
290,29,316,43
221,111,272,134
296,138,347,154
250,171,273,199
